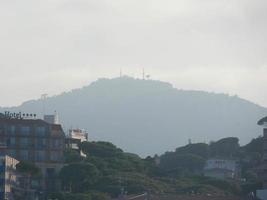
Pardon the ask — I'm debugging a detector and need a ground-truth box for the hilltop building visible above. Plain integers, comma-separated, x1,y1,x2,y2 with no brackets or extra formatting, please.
0,112,65,193
204,159,238,180
65,128,88,156
68,128,88,142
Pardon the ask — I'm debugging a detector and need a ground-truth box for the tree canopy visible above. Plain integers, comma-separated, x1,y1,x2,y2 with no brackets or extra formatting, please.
59,162,100,193
57,137,263,198
16,161,41,177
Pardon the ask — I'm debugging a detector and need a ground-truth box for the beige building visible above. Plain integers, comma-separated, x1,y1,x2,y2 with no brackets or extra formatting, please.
68,129,88,141
0,155,19,200
66,129,88,157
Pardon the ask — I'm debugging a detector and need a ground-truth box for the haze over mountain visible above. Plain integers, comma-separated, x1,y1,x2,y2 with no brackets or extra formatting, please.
1,77,266,156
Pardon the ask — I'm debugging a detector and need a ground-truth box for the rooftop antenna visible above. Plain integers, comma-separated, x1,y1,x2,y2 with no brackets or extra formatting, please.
41,94,48,118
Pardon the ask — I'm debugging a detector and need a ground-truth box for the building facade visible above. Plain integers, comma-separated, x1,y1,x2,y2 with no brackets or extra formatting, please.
44,114,59,125
204,159,238,180
65,129,88,156
0,114,65,192
0,155,19,200
68,129,88,142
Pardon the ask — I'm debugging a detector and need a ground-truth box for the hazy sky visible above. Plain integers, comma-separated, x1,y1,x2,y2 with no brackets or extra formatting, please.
0,0,266,107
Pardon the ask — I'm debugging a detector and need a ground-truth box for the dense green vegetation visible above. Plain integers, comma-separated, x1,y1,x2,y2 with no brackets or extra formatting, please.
38,135,263,200
16,161,41,177
51,136,265,199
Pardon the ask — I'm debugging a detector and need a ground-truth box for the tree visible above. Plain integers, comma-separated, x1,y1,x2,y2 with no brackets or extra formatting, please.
80,141,123,158
64,149,84,163
175,143,209,159
16,161,41,198
209,137,239,158
59,163,100,193
159,153,205,176
16,161,41,177
243,136,263,155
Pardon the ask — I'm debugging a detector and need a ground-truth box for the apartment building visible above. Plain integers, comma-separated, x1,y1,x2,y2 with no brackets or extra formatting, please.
66,128,88,156
0,112,65,192
204,159,238,180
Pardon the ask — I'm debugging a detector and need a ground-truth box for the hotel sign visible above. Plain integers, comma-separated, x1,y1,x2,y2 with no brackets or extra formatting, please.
0,111,37,119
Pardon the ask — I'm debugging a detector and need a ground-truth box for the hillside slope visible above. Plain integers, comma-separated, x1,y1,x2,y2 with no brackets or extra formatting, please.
1,77,266,156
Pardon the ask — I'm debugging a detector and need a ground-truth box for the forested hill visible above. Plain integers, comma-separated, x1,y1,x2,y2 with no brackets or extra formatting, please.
1,77,266,156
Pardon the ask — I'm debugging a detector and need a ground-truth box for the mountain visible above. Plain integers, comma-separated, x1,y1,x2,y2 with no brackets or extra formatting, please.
1,77,266,156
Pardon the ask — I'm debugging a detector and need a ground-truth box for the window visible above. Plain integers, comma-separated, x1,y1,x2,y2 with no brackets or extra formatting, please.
37,139,46,148
36,126,46,136
51,139,62,148
6,125,16,135
50,151,61,162
20,150,29,160
46,168,55,177
0,125,4,135
31,179,40,189
7,137,16,147
35,151,45,162
21,126,30,135
0,138,5,147
19,138,29,147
